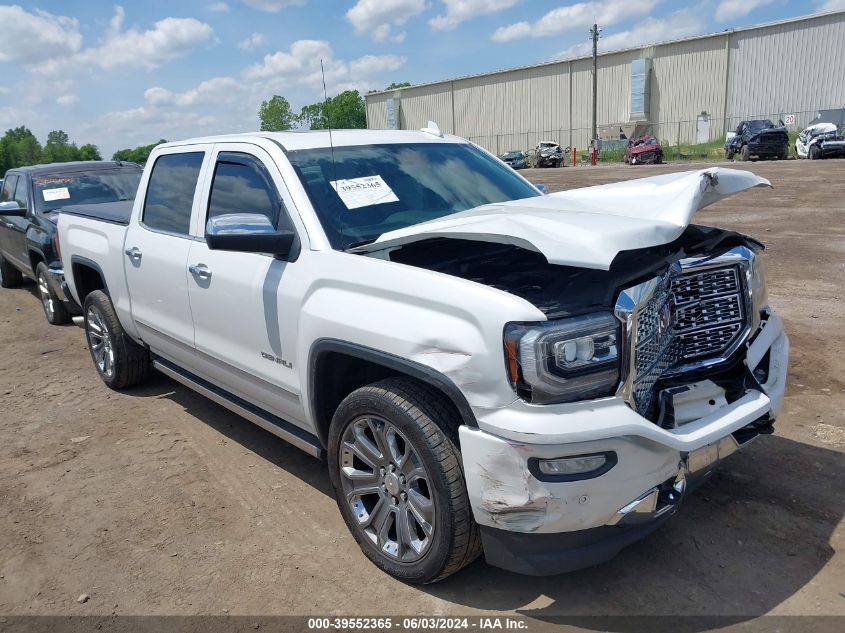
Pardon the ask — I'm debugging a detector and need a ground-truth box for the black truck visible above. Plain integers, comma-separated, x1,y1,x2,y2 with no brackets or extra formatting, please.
0,161,142,324
725,119,789,161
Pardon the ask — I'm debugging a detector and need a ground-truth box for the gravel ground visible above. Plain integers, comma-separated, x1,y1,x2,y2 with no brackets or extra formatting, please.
0,158,843,628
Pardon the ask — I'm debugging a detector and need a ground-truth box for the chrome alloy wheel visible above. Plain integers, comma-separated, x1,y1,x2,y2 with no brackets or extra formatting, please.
86,305,115,378
37,272,54,320
339,416,435,562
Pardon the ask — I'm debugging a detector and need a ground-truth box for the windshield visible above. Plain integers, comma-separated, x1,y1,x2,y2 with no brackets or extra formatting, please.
287,143,540,250
747,120,774,132
33,167,142,213
502,151,522,159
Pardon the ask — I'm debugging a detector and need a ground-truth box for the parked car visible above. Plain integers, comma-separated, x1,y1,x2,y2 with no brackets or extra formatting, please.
499,150,528,169
58,130,787,583
0,161,142,324
624,135,664,164
725,120,789,161
795,122,845,159
534,141,564,167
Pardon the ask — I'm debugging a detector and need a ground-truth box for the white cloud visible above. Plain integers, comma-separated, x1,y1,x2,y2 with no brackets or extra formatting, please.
0,5,81,65
238,32,265,50
241,0,305,11
553,9,704,58
346,0,426,42
430,0,521,30
145,77,245,106
207,2,230,11
32,6,214,74
715,0,777,22
56,94,79,107
492,0,659,42
819,0,845,9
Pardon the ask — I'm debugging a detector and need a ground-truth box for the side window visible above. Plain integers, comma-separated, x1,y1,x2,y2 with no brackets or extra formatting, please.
142,152,204,236
207,152,287,229
13,176,28,210
1,175,17,203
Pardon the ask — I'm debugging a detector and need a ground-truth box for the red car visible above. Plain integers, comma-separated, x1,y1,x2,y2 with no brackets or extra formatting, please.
624,135,664,164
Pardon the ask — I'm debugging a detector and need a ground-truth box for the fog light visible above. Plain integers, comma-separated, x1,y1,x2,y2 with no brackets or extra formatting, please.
529,452,617,481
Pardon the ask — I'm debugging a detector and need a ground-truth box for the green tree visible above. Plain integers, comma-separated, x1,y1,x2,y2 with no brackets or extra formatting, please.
112,139,167,165
298,90,366,130
78,144,102,161
259,95,296,131
42,129,81,163
298,103,326,130
0,126,43,171
385,82,411,90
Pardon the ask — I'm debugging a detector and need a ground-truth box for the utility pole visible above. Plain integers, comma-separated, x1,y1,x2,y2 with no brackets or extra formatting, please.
590,24,601,144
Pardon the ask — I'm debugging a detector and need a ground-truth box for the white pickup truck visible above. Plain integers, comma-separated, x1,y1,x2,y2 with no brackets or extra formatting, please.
58,129,788,583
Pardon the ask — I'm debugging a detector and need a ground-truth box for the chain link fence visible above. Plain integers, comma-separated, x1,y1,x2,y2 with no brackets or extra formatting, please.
467,108,829,164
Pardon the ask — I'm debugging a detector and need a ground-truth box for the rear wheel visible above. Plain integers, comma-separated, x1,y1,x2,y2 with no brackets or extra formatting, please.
36,262,70,325
83,290,151,389
328,377,481,584
0,253,23,289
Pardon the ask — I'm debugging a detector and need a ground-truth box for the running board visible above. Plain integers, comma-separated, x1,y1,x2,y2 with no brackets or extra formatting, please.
153,359,323,459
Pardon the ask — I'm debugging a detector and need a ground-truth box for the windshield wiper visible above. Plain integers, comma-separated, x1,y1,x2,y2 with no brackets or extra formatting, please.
345,237,379,250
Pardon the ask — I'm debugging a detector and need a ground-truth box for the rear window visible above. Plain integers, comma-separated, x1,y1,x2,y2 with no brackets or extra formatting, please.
142,152,204,236
33,167,142,213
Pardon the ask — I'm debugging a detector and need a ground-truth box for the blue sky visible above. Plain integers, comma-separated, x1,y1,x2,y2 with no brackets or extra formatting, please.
0,0,841,158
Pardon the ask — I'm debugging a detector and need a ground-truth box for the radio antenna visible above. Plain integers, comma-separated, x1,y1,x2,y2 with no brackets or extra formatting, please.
320,59,338,184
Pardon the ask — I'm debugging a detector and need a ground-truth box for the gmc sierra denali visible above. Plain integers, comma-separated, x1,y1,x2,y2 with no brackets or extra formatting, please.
58,129,788,583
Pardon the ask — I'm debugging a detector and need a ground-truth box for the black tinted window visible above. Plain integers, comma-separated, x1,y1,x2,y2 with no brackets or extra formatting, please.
143,152,204,235
1,175,17,202
13,176,28,209
207,153,280,226
33,167,142,212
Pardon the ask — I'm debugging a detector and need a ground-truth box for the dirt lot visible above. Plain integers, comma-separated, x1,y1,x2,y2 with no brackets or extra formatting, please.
0,159,843,626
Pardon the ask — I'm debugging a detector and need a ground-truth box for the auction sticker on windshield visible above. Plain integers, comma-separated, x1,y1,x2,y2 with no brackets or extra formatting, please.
330,175,399,210
42,187,71,201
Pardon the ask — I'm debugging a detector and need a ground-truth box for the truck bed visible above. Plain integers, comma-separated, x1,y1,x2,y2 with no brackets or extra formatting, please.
59,200,134,226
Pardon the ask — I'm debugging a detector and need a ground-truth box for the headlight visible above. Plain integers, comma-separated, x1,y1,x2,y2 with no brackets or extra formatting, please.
504,312,620,404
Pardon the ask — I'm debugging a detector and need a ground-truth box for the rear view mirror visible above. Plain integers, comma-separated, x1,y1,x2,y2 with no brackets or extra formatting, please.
206,213,299,260
0,201,26,216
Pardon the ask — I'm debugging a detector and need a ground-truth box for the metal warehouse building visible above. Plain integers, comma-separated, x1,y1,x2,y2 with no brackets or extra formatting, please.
365,10,845,154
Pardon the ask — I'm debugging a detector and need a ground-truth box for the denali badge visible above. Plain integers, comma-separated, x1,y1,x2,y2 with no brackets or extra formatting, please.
261,351,293,369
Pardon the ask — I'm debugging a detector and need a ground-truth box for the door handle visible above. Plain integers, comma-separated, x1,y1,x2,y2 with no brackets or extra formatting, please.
124,247,142,261
189,263,212,280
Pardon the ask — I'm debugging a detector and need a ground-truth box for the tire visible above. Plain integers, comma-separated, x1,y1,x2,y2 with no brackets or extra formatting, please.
83,290,151,389
740,145,751,162
35,262,70,325
0,252,23,288
780,147,789,161
725,149,734,160
809,145,821,160
327,377,482,584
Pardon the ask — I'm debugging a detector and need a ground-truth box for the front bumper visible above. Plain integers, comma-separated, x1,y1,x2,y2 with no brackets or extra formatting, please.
44,266,82,315
459,312,788,575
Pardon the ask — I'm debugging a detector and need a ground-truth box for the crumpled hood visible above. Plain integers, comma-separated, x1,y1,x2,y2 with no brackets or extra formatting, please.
353,168,770,270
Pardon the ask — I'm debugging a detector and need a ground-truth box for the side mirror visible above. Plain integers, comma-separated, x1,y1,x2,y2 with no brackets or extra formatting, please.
206,213,298,260
533,184,548,194
0,201,26,216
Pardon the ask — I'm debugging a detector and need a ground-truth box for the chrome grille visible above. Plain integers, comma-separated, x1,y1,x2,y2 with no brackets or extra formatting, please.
672,268,745,361
619,260,751,418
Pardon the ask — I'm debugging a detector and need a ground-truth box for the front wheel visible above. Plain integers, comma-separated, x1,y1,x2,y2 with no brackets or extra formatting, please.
327,378,481,584
36,262,71,325
809,145,821,160
740,145,751,161
83,290,151,389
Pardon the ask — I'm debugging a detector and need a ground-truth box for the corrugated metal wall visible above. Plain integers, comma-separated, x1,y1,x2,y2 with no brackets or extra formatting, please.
364,11,845,152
